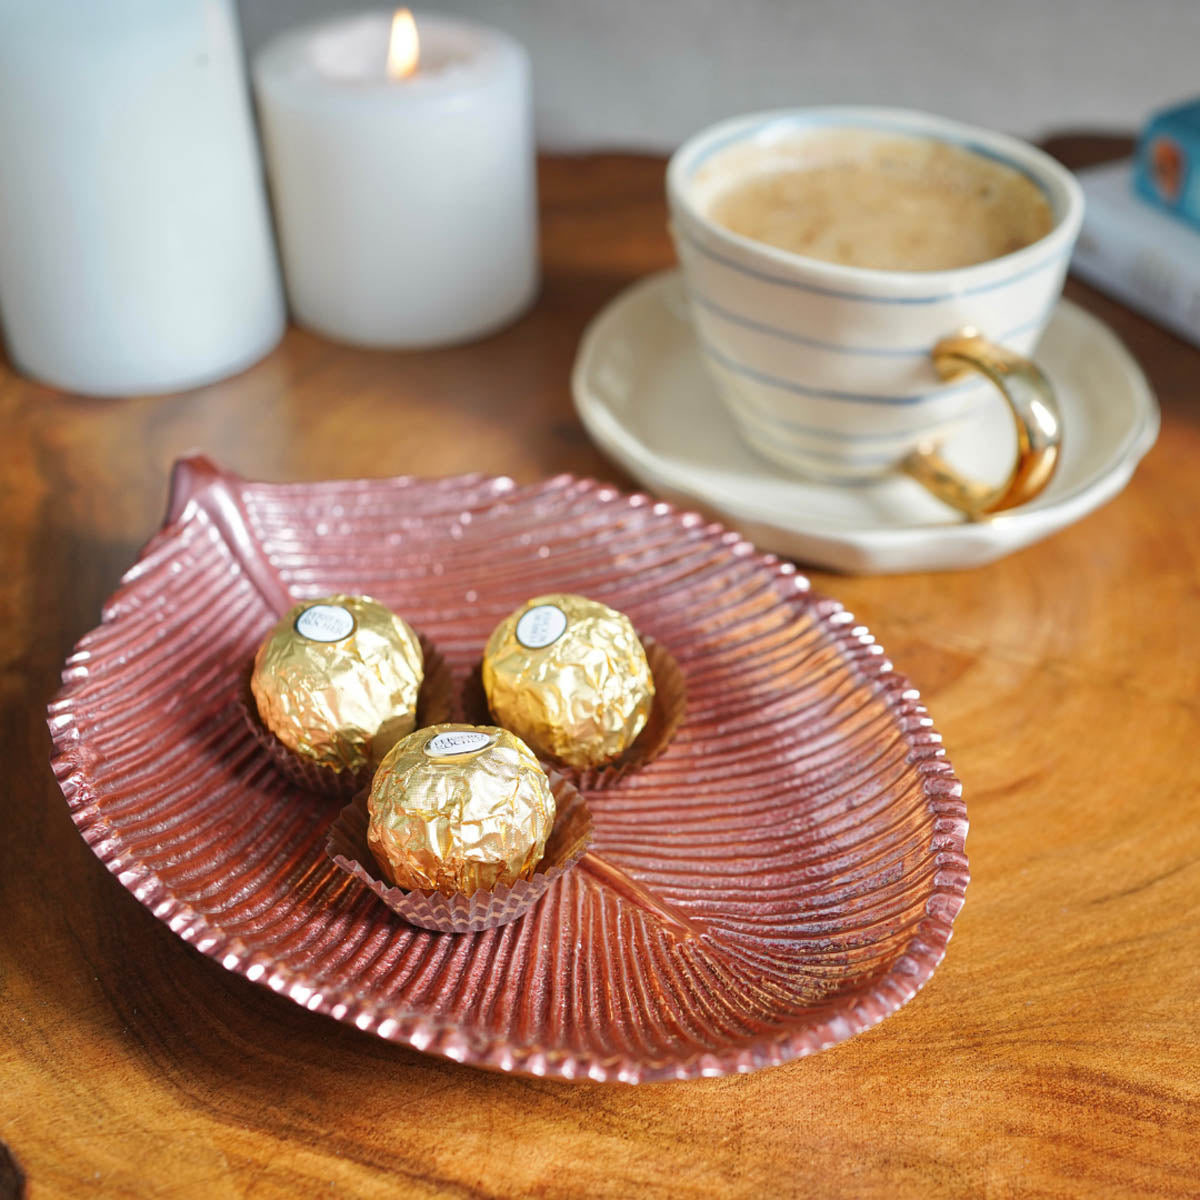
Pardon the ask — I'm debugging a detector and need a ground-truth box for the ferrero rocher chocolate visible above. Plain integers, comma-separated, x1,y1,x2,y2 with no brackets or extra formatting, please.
250,594,423,773
367,724,556,896
482,593,655,768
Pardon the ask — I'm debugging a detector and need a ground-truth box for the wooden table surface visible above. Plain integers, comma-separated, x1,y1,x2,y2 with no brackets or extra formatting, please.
4,139,1198,1199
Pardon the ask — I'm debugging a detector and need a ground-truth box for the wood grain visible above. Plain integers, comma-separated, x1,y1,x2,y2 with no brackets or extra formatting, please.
3,144,1199,1198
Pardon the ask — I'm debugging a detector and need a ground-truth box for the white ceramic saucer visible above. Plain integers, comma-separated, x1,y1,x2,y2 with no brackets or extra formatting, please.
572,270,1159,573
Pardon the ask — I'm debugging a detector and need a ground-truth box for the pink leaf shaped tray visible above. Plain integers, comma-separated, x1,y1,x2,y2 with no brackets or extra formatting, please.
47,456,968,1083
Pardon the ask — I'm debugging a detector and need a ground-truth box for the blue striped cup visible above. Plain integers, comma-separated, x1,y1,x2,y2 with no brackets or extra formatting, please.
666,108,1084,515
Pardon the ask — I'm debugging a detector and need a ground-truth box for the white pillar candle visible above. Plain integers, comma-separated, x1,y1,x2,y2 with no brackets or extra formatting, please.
253,10,538,348
0,0,285,397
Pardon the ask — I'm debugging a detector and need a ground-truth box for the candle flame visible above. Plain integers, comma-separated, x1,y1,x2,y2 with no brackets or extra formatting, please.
387,9,419,80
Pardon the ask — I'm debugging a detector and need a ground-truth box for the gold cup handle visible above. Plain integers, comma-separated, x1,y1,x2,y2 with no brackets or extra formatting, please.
901,330,1062,518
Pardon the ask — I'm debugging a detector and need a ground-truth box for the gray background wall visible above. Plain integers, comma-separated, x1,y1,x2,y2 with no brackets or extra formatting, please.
237,0,1200,150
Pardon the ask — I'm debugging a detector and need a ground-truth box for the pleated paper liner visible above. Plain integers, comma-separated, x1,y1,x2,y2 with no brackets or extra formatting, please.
462,636,686,790
325,773,593,933
240,632,456,800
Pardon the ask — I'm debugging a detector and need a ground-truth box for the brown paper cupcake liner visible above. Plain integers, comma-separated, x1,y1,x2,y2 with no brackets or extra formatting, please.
241,631,456,800
462,636,686,790
325,772,593,933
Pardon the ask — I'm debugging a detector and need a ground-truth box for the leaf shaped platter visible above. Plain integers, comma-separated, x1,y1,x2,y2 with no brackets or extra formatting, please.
48,457,968,1083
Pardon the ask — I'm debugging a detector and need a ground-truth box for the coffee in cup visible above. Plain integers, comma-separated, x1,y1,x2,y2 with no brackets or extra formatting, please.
666,109,1085,516
704,130,1054,271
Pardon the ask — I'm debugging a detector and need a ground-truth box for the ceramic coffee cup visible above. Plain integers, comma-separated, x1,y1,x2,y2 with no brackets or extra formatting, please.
666,108,1085,516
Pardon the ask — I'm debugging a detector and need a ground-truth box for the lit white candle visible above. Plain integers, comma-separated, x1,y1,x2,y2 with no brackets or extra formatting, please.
0,0,285,396
253,10,538,348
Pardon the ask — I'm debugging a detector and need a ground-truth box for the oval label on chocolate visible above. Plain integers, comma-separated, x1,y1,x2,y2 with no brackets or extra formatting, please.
425,730,497,758
516,604,568,649
295,603,356,643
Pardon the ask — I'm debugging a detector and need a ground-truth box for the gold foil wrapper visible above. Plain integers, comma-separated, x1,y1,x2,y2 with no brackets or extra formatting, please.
482,593,655,768
367,724,556,896
250,594,423,773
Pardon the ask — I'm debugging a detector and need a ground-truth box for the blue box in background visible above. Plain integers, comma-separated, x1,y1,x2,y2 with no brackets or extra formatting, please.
1134,98,1200,231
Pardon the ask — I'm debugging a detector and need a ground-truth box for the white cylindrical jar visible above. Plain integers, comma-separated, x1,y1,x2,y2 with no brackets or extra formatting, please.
253,11,538,348
0,0,285,396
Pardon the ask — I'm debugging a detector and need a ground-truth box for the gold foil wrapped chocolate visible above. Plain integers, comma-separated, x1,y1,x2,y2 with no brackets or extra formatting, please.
482,593,655,768
367,724,556,896
250,594,423,773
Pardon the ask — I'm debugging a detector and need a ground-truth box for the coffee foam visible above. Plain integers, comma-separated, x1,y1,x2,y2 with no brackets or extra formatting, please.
695,128,1055,272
